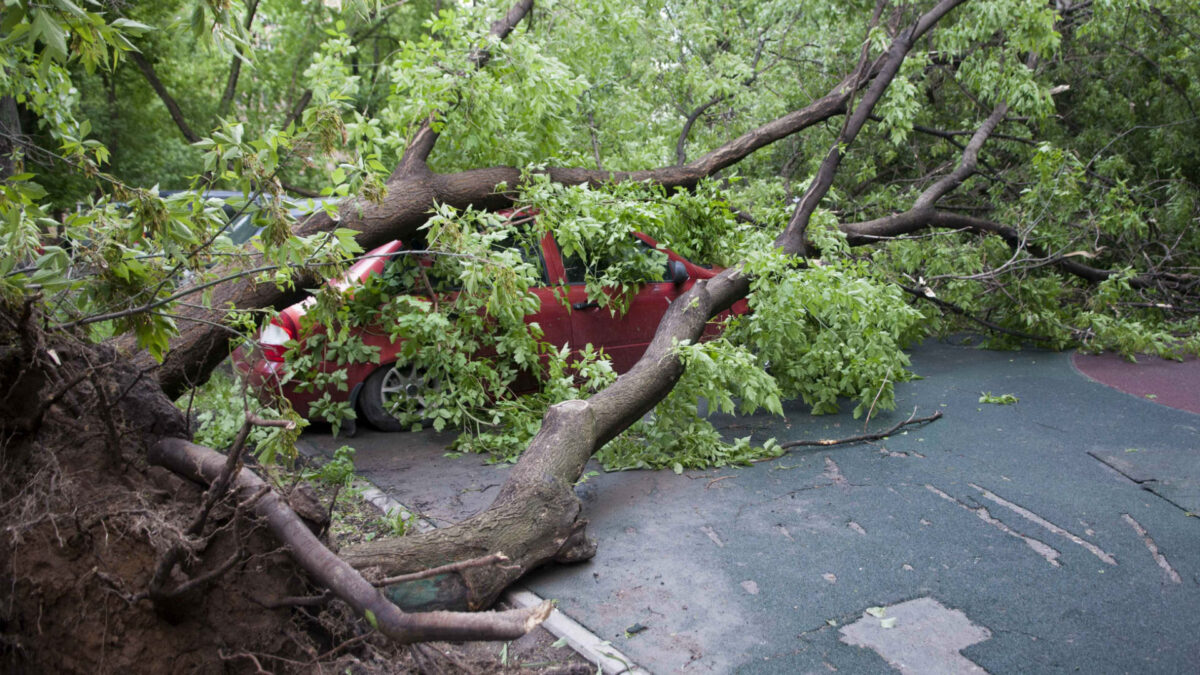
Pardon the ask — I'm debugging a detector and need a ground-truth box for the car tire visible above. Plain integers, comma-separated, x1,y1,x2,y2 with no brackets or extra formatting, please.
358,363,437,432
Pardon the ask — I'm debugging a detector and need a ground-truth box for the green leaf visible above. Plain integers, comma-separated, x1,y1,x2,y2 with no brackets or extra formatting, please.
979,392,1018,405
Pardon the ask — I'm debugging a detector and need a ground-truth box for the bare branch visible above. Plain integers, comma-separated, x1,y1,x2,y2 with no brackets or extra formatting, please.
129,52,201,144
374,553,512,586
898,284,1053,342
779,409,943,449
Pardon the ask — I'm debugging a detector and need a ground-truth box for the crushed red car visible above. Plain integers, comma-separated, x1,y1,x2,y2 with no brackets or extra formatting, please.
233,227,746,432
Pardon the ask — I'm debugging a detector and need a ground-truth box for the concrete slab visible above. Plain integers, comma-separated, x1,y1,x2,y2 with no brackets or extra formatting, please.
838,597,990,674
301,338,1200,673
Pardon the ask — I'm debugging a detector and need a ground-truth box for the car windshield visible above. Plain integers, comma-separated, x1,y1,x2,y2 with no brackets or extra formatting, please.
562,237,670,285
372,231,549,297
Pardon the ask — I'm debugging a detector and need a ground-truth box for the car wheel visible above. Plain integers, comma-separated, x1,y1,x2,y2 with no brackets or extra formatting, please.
359,363,438,432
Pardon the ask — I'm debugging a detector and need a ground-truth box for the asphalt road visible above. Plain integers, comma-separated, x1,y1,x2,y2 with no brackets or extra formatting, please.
301,337,1200,674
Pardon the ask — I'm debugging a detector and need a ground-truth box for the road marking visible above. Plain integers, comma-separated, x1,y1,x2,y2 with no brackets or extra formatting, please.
926,484,1062,567
1122,514,1182,583
969,483,1117,565
839,597,991,674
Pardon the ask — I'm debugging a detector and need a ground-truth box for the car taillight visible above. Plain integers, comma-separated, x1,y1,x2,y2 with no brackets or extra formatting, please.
260,316,296,362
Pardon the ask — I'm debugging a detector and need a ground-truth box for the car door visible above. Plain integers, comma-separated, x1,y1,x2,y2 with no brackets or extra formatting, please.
504,232,572,391
555,235,688,373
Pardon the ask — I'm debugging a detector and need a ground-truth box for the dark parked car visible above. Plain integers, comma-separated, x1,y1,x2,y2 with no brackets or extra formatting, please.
233,225,746,431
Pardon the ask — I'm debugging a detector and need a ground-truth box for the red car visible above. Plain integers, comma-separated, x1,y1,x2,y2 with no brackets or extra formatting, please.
233,228,746,432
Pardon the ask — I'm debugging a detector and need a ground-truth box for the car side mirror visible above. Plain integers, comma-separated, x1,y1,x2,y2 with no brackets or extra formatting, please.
666,260,689,285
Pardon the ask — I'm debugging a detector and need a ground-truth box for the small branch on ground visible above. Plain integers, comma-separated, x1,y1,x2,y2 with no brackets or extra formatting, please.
778,409,942,450
374,553,512,587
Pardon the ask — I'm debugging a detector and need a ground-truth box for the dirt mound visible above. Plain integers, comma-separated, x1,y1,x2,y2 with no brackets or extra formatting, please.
0,334,370,673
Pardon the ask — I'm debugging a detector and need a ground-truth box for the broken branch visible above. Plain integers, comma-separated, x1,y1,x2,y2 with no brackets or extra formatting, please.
374,553,512,587
778,409,943,449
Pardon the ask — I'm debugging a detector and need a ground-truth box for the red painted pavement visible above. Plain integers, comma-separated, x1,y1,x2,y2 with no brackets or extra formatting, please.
1071,351,1200,415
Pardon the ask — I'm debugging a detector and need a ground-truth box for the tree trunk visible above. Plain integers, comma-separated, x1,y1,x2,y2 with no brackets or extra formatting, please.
340,268,750,609
0,95,20,180
150,436,553,641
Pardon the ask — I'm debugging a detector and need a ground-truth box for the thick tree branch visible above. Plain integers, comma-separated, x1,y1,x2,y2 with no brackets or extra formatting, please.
843,209,1163,289
913,102,1007,209
129,51,201,144
778,0,969,254
470,0,535,68
150,437,552,642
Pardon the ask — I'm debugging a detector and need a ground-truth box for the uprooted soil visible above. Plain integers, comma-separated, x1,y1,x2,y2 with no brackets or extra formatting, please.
0,318,588,673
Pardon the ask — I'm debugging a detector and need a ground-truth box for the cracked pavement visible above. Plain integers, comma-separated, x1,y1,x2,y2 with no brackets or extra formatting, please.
301,337,1200,673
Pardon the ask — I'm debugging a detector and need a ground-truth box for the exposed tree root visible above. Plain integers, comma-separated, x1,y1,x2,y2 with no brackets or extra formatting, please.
150,437,552,642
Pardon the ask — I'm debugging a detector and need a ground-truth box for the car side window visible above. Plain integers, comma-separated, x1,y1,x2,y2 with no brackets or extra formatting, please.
562,237,669,285
493,234,550,286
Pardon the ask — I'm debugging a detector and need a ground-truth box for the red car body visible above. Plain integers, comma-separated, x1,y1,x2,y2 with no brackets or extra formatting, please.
233,229,746,429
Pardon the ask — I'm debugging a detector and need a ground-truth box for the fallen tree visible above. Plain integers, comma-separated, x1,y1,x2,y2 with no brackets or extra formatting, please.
340,0,978,609
4,0,1199,665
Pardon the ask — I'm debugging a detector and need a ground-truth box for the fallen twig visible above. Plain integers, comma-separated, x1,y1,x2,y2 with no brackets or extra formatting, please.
374,553,511,587
778,409,942,450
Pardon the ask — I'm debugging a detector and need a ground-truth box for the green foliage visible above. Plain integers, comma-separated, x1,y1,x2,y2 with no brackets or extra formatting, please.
180,369,305,465
979,392,1019,405
734,249,923,418
7,0,1200,477
596,338,784,471
304,444,357,488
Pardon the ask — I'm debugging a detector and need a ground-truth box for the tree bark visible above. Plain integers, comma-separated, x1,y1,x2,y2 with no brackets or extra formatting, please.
0,95,20,179
217,0,261,118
